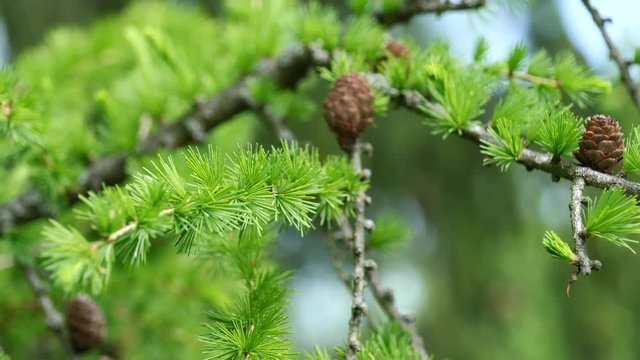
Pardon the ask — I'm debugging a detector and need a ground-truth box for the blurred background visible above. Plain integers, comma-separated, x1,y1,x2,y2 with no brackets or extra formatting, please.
1,0,640,359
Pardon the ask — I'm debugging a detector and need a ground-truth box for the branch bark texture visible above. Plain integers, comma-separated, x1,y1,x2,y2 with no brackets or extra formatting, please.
375,0,486,26
346,140,369,359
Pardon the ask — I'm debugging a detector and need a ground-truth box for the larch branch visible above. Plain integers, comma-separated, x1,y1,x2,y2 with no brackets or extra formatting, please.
375,0,486,26
581,0,640,112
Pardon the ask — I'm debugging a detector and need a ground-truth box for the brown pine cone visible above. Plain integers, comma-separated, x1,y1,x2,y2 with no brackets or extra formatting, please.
573,114,624,174
323,73,374,151
65,294,106,353
385,40,411,59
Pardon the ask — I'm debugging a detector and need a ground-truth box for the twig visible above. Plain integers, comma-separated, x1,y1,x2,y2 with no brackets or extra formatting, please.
245,94,296,143
375,0,486,26
346,140,369,359
336,218,429,359
364,261,429,360
566,174,602,295
581,0,640,112
18,261,77,359
325,232,352,288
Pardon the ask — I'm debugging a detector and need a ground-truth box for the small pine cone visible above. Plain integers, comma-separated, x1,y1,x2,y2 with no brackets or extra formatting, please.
385,40,411,59
65,294,106,353
323,73,374,151
573,114,624,174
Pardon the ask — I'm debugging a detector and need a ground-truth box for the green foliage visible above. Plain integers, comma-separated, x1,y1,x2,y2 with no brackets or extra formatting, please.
319,52,370,83
530,105,583,157
381,42,448,94
201,241,294,359
297,2,341,50
0,346,10,360
507,42,528,73
553,52,611,107
585,188,640,252
542,231,576,263
480,117,526,171
421,67,495,136
368,213,413,249
473,37,490,63
492,85,544,126
41,143,366,294
343,17,386,62
635,48,640,64
334,323,422,360
248,77,316,122
523,50,610,107
304,346,333,360
0,67,40,147
41,221,114,294
624,127,640,175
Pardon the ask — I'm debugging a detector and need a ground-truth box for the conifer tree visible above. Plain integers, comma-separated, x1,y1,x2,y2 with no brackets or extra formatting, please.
2,0,640,359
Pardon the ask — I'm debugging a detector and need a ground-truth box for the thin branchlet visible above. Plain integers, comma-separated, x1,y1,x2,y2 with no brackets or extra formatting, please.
581,0,640,112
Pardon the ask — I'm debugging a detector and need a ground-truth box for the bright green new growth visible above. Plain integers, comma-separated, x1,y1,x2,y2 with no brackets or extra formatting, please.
334,324,423,360
531,105,583,157
542,231,577,263
201,240,294,360
298,2,341,50
585,188,640,253
624,127,640,175
368,213,413,249
305,324,422,360
41,142,366,294
480,117,526,171
422,66,494,136
506,42,528,73
0,67,40,148
343,17,386,62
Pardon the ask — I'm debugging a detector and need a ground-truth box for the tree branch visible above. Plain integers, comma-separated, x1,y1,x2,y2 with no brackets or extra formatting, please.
384,87,640,196
581,0,640,112
375,0,486,26
0,44,329,238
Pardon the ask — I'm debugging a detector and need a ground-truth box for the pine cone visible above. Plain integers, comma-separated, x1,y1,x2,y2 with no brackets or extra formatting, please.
385,40,411,59
65,294,106,353
323,73,374,151
573,114,624,174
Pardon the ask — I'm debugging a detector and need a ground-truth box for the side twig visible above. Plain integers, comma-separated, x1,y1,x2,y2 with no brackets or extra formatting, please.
337,218,429,359
581,0,640,112
375,0,486,26
346,140,369,359
567,174,602,295
18,261,77,359
364,261,429,360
